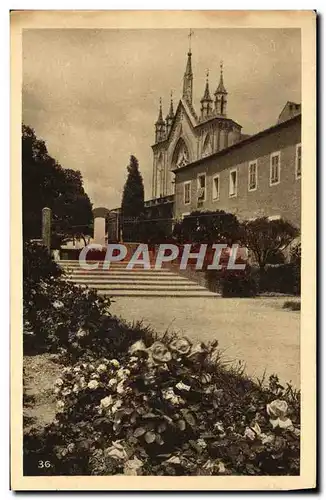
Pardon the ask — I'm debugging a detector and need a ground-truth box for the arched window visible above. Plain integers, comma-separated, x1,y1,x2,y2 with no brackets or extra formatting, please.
202,133,212,158
157,152,164,197
172,137,190,169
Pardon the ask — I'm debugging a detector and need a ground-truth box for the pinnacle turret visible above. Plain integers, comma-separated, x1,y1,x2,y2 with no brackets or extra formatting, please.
214,62,228,116
200,70,213,118
155,98,166,142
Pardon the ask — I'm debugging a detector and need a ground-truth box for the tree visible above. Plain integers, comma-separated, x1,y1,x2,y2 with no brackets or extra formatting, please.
121,155,144,216
173,210,240,244
22,125,93,245
121,155,144,241
240,217,299,272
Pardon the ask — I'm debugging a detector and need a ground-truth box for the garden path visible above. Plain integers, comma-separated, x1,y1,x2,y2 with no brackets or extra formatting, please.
110,296,300,387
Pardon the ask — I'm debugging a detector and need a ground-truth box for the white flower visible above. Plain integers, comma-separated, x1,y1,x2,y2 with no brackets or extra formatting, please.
56,400,65,412
108,378,118,389
73,366,81,373
116,368,130,381
100,395,113,408
217,461,226,473
270,416,293,429
110,359,120,369
87,379,99,390
76,328,88,339
55,378,64,387
105,441,127,461
97,364,107,373
169,337,192,355
162,387,184,405
67,443,75,453
149,341,172,363
244,427,256,441
261,433,275,445
197,438,207,449
267,399,292,429
54,387,61,395
187,342,205,360
116,381,125,394
53,300,64,309
72,384,79,393
251,422,262,435
267,399,288,419
175,381,191,391
111,400,122,414
128,340,147,356
79,376,86,389
123,456,143,476
214,421,225,434
61,388,71,397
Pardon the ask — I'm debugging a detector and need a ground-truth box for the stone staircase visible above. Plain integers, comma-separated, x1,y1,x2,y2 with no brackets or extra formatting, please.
58,260,219,298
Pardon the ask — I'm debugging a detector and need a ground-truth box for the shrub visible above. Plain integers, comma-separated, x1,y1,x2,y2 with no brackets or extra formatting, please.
23,241,62,296
283,301,301,312
24,337,300,476
204,267,258,297
23,243,155,357
259,264,300,295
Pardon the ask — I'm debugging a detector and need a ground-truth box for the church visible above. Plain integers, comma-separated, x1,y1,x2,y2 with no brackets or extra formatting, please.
150,47,301,229
152,50,244,199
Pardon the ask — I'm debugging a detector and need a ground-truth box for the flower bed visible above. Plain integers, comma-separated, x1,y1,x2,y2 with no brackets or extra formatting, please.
23,241,300,476
24,335,300,476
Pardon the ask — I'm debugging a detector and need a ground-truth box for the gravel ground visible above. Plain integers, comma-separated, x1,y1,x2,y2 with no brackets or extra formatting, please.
23,354,63,433
110,296,300,387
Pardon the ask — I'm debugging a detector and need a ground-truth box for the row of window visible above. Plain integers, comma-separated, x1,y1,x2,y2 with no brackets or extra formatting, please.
183,144,302,205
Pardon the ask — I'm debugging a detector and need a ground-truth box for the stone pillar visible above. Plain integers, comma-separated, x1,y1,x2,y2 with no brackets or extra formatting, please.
92,207,109,246
42,207,51,252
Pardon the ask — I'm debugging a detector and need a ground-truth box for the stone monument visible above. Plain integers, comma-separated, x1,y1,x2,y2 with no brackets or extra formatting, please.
42,207,51,252
92,207,109,246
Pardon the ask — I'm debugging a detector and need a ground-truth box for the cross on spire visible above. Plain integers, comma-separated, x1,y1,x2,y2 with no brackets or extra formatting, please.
188,29,194,52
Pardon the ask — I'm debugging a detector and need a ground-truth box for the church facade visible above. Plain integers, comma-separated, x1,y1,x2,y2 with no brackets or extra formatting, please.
152,50,244,199
151,49,301,229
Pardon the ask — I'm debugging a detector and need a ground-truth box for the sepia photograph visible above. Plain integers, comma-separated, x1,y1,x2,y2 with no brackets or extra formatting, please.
10,10,316,490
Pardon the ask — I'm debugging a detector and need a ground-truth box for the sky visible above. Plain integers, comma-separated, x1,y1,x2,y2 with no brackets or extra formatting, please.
23,28,301,209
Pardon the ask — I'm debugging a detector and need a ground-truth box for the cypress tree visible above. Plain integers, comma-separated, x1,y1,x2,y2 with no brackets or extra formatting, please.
121,155,145,240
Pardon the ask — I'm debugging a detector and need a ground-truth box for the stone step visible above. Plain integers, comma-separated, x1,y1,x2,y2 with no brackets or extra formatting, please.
95,289,218,297
67,271,181,281
66,280,203,288
59,260,154,266
59,260,219,297
67,277,192,283
64,272,180,279
60,264,170,272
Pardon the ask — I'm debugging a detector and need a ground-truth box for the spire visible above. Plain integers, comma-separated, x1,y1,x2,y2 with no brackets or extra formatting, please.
155,97,164,125
155,98,166,142
201,70,212,102
166,91,174,120
215,61,227,95
214,61,228,116
182,29,194,104
200,70,213,119
165,91,175,136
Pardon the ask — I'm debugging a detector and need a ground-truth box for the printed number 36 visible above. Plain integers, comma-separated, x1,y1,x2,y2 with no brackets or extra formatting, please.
38,460,51,468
